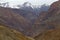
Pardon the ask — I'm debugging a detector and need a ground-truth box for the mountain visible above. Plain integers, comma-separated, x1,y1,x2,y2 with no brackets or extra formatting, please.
12,4,49,23
0,24,34,40
0,7,33,36
31,11,48,37
12,8,37,23
0,4,49,37
0,0,59,38
32,0,60,37
23,2,32,7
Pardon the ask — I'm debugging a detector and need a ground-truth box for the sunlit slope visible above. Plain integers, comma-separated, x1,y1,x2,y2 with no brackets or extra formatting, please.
0,25,35,40
35,29,60,40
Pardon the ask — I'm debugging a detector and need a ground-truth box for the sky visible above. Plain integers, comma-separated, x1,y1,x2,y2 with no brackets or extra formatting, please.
0,0,58,7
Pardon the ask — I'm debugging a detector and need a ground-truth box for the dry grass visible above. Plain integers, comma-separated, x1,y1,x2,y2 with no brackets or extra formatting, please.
0,25,35,40
35,29,60,40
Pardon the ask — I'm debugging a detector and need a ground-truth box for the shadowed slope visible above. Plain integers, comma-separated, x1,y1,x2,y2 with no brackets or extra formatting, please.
31,11,48,37
0,7,33,36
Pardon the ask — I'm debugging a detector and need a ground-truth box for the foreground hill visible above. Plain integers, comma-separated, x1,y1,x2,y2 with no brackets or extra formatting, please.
0,7,33,36
0,24,34,40
35,29,60,40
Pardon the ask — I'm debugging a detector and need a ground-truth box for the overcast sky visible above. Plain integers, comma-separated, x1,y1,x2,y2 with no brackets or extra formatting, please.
0,0,58,7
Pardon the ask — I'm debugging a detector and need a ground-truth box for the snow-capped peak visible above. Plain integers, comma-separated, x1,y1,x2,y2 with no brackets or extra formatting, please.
23,2,32,7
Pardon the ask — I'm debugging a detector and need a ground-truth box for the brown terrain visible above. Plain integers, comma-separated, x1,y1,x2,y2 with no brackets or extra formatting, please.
0,7,33,36
31,0,60,37
34,0,60,40
0,0,60,40
35,29,60,40
0,24,34,40
32,11,48,37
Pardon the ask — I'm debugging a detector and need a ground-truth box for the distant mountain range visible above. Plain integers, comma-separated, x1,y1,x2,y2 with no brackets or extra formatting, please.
12,4,49,23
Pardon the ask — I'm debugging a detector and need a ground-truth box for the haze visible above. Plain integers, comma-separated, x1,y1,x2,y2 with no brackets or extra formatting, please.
0,0,58,7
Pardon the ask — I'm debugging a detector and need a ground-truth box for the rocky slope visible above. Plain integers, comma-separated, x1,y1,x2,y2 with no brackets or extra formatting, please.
0,24,35,40
12,8,37,23
34,13,60,40
0,7,33,36
31,11,48,37
32,0,60,37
